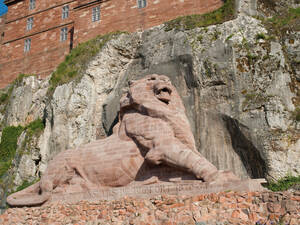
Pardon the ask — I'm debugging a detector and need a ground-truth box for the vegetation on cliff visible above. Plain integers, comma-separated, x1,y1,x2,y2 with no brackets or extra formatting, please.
265,175,300,191
48,31,126,94
0,119,44,178
164,0,235,31
260,6,300,36
0,74,34,112
0,126,24,178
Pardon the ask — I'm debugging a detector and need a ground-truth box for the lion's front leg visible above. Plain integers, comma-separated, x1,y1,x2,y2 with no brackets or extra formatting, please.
147,138,220,182
124,113,220,182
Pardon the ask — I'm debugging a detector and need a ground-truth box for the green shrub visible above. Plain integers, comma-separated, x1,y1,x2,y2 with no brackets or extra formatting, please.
164,0,235,31
264,175,300,191
0,93,9,104
26,118,44,136
0,126,24,177
48,31,126,94
255,33,266,40
0,119,45,178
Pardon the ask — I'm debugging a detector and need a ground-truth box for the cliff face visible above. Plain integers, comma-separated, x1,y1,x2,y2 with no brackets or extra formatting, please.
0,0,299,210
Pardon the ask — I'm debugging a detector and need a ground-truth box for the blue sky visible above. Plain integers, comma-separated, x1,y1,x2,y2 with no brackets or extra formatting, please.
0,0,8,16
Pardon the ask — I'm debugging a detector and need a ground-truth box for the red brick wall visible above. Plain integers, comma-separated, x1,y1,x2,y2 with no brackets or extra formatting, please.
74,0,223,44
0,15,6,43
3,2,76,44
0,0,76,87
0,0,224,88
5,0,75,22
0,23,73,85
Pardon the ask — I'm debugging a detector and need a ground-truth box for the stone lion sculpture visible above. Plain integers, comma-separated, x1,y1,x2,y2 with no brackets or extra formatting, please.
7,74,239,206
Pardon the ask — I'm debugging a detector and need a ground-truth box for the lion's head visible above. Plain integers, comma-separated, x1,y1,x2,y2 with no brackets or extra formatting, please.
120,74,185,114
119,74,197,152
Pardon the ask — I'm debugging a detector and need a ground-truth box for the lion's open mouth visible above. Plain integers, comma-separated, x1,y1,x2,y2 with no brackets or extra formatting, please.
155,84,172,104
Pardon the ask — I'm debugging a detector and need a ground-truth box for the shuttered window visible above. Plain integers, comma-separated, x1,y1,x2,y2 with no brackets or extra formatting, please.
26,17,33,31
24,38,31,52
92,6,100,22
62,5,69,19
60,27,68,41
137,0,147,8
29,0,36,10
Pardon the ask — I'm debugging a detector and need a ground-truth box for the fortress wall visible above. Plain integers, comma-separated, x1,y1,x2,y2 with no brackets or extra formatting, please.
0,23,72,85
0,0,223,88
74,0,223,44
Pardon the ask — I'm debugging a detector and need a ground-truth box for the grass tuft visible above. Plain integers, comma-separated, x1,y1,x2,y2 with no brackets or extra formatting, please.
164,0,235,31
48,31,126,94
15,179,39,192
264,175,300,191
26,118,45,137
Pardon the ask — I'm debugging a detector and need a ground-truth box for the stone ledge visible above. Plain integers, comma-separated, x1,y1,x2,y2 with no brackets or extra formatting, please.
49,179,267,204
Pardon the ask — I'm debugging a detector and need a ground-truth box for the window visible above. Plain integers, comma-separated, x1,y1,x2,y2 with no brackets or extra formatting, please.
92,6,100,22
29,0,35,10
137,0,147,8
62,5,69,19
26,17,33,31
60,27,68,41
24,38,31,52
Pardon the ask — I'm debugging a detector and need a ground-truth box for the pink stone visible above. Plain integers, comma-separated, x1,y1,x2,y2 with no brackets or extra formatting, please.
7,75,241,207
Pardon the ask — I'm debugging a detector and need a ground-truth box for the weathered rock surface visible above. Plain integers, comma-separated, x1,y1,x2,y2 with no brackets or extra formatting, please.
1,191,299,224
7,75,243,207
0,0,299,211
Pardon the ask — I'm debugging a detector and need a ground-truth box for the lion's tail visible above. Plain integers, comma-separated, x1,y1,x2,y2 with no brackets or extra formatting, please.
6,182,50,206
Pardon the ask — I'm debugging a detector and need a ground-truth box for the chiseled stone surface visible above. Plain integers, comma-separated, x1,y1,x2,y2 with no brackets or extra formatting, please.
7,75,240,207
1,191,299,224
1,1,299,209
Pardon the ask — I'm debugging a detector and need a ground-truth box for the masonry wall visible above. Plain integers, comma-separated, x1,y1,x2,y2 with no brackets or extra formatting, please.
74,0,223,45
2,2,76,43
0,0,76,86
0,0,224,88
0,24,73,85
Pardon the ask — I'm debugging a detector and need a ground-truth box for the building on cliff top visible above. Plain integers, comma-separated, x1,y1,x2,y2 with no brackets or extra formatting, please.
0,0,223,88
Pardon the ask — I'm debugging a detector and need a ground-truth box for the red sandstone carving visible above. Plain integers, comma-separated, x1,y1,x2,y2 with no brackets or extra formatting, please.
7,74,239,206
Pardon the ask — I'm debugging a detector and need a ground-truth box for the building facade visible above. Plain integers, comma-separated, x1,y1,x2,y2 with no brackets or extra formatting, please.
0,0,223,88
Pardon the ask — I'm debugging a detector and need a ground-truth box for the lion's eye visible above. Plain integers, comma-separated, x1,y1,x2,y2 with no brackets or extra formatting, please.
150,77,156,80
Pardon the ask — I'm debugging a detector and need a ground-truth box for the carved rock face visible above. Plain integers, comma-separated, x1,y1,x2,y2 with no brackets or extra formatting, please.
7,75,240,207
122,74,185,112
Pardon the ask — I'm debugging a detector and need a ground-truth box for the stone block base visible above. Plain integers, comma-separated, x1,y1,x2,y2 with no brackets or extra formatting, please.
49,179,267,204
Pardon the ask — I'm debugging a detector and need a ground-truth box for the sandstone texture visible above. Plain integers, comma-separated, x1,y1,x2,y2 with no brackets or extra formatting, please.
7,75,242,207
1,191,300,224
0,0,299,212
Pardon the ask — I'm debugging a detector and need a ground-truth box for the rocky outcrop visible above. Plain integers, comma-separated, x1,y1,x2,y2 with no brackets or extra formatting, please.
1,191,299,224
0,0,299,211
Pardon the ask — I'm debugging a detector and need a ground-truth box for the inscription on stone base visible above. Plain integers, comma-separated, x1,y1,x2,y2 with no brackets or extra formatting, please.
49,179,266,204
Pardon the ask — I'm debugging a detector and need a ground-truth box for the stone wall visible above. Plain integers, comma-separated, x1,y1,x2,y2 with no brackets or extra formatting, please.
73,0,223,45
0,191,299,224
0,0,223,88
